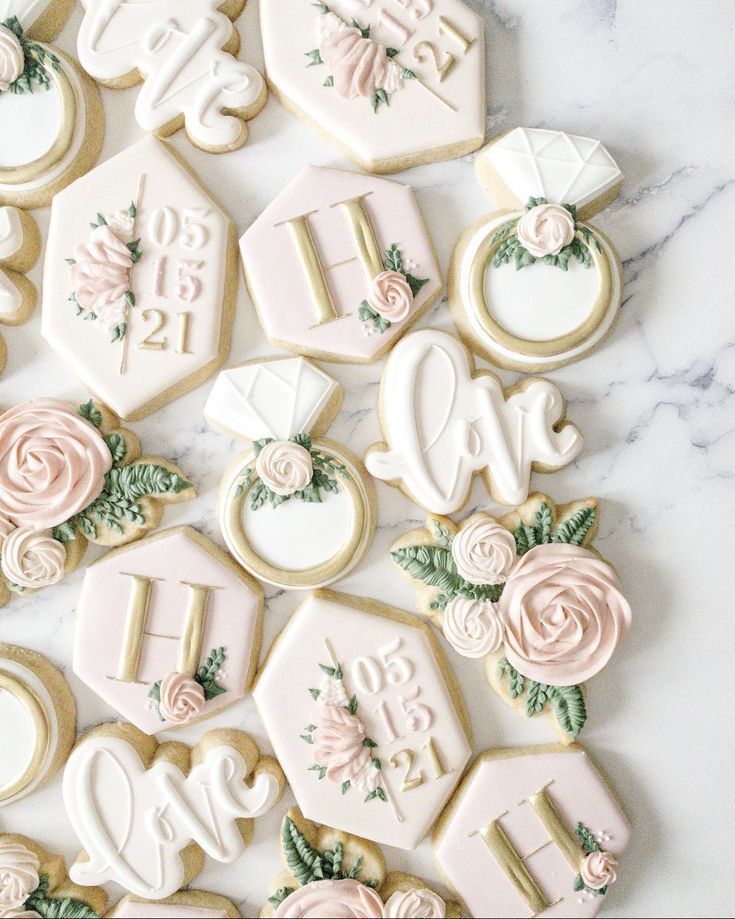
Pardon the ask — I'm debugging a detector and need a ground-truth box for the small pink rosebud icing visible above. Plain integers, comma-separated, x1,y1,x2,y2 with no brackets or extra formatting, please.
0,841,40,912
158,672,206,725
256,440,313,496
368,271,413,323
0,25,24,93
515,203,575,258
274,879,384,917
580,849,618,890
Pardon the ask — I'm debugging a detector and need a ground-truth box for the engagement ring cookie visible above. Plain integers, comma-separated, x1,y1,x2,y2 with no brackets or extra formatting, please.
433,745,631,918
0,398,194,607
43,136,238,420
254,590,472,850
0,644,75,807
108,890,239,917
260,0,485,173
0,834,107,918
450,127,624,371
76,0,266,153
391,494,631,741
0,16,103,208
0,0,74,41
207,357,376,590
74,526,263,733
63,724,285,901
240,165,442,363
0,205,39,376
366,329,583,514
262,807,461,917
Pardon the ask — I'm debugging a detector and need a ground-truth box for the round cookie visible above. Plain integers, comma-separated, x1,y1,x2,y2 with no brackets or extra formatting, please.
206,356,376,590
0,205,39,376
0,644,75,807
450,127,625,372
391,493,632,742
0,18,104,208
107,890,240,917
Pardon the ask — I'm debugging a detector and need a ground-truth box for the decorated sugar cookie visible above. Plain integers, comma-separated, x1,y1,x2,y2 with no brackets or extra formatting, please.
74,526,263,734
0,0,73,41
0,17,103,208
240,165,442,363
450,127,625,372
0,398,194,607
262,806,460,917
63,724,285,901
0,644,75,807
365,329,583,514
260,0,485,173
76,0,266,153
0,833,107,918
433,745,631,918
0,205,39,375
108,890,240,918
207,357,376,589
391,494,631,741
254,590,472,850
42,135,238,420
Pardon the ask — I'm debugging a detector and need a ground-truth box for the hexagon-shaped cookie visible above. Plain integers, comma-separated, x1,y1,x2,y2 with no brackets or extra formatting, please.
254,590,472,850
260,0,486,173
74,526,263,734
42,135,237,420
241,165,441,363
433,745,631,918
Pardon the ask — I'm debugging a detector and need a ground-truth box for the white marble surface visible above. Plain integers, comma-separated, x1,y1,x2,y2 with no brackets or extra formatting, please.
1,1,733,917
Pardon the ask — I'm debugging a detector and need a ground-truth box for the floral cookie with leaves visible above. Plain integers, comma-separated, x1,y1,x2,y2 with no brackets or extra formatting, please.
0,205,39,376
0,833,107,918
262,807,460,918
207,356,376,589
0,398,194,607
391,494,631,742
450,127,625,372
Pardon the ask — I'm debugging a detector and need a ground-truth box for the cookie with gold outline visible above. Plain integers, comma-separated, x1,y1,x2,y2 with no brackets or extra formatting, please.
107,889,240,917
0,205,39,375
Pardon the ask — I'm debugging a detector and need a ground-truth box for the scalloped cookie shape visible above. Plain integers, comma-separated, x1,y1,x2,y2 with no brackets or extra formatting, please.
0,206,39,375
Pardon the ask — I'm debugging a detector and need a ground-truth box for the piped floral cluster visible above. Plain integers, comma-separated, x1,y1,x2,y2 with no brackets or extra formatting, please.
148,647,227,725
0,840,98,918
66,204,142,342
236,433,349,511
392,502,631,740
358,243,429,335
491,197,602,271
0,18,58,95
574,822,618,896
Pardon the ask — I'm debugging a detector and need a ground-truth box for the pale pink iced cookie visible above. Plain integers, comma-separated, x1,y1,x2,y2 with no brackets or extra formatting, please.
0,397,194,608
63,723,285,901
391,494,632,742
254,590,472,850
76,0,266,153
433,744,631,918
0,833,107,917
207,356,376,590
365,329,583,514
240,165,441,363
0,205,39,376
0,18,103,209
260,0,485,174
42,135,240,421
74,526,263,734
450,127,625,372
261,807,460,918
107,889,240,918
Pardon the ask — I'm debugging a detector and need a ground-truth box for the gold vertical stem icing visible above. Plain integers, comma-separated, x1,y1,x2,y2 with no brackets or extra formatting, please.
285,213,340,325
176,583,214,676
0,671,50,802
117,574,156,682
335,196,384,280
528,788,585,874
477,820,551,915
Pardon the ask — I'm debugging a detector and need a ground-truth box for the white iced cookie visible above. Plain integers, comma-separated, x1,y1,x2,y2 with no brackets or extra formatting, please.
260,0,485,173
433,745,631,918
365,329,583,514
0,17,103,208
450,127,625,371
63,724,285,901
76,0,266,153
0,205,39,375
207,356,376,590
42,136,239,420
107,889,240,917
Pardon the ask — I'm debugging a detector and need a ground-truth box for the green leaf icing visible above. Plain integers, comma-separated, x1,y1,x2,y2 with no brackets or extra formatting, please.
78,400,102,428
1,18,59,95
498,658,587,740
391,544,503,609
23,875,98,918
574,823,608,895
268,888,295,909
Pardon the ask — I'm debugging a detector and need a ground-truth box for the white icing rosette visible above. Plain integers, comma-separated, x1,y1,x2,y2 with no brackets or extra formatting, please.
275,879,384,917
0,842,40,913
383,888,447,918
1,527,66,589
318,673,350,708
0,25,24,93
580,850,618,890
158,672,206,724
256,441,313,497
442,597,503,658
368,271,414,323
515,203,575,258
451,518,517,586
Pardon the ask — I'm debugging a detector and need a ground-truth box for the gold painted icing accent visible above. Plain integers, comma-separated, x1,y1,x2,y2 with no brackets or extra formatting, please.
176,583,216,676
477,818,550,915
527,786,585,874
333,195,384,280
116,574,157,682
0,669,50,802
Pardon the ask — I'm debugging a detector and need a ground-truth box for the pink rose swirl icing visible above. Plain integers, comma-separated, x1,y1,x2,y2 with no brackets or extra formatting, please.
515,203,576,258
311,704,372,786
158,672,206,725
255,441,313,497
367,271,413,323
274,879,384,918
1,527,66,589
0,842,40,912
70,225,133,332
318,14,401,101
0,25,24,93
0,399,112,529
497,543,631,686
580,850,618,890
